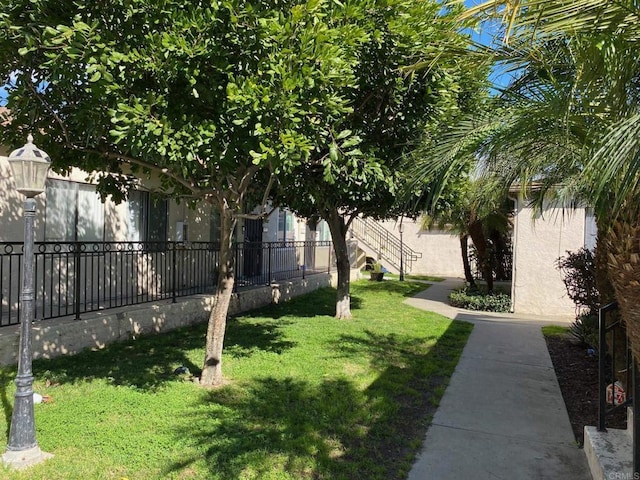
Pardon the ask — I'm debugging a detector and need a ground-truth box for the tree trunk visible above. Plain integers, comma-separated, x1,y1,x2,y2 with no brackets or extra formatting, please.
468,219,493,292
325,208,352,319
595,217,616,306
201,206,237,387
460,234,476,287
490,228,508,281
606,208,640,363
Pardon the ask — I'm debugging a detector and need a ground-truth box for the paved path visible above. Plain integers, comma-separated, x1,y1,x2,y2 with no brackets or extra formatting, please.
406,279,592,480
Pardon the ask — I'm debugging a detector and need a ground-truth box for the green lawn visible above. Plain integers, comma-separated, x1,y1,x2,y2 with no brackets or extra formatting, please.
542,325,570,337
377,273,446,282
0,280,472,480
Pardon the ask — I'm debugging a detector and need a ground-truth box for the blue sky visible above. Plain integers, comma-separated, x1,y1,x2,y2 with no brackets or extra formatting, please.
464,0,514,91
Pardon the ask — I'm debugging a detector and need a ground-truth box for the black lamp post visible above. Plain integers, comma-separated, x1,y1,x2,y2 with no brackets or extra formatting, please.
398,223,405,282
2,135,53,469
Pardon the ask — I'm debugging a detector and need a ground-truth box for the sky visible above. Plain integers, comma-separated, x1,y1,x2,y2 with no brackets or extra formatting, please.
464,0,514,91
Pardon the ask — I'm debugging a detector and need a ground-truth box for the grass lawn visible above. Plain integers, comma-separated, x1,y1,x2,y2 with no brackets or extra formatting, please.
0,280,472,480
541,325,570,337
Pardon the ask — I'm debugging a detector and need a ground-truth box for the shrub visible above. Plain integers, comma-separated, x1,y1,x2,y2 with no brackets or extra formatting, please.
568,311,599,349
448,286,511,312
556,248,599,314
557,248,602,351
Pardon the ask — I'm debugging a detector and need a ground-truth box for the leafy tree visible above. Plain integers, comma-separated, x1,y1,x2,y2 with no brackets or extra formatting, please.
0,0,373,385
274,0,490,318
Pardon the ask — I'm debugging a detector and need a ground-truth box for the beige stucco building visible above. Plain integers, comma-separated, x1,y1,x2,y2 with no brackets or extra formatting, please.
0,127,594,320
510,197,595,317
358,198,596,319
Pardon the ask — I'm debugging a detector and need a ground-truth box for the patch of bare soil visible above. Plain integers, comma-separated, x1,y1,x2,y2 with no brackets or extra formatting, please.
545,334,627,447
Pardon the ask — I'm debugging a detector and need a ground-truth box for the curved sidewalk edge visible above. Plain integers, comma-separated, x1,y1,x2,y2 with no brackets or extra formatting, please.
406,278,591,480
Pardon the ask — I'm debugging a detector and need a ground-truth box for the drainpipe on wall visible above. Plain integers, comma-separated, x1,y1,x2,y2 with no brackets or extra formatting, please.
509,196,519,314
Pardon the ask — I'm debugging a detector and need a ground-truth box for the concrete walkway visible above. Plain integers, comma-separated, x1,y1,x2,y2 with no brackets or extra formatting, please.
406,278,592,480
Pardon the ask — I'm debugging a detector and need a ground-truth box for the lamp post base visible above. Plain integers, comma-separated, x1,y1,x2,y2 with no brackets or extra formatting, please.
2,446,53,470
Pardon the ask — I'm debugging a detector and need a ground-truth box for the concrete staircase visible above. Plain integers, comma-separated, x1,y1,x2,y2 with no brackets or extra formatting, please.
349,216,421,273
584,408,634,480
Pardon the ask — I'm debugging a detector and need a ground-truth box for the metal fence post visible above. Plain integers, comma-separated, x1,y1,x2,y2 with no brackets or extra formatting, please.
171,242,177,303
268,243,272,285
634,357,640,477
598,305,607,431
233,243,239,293
74,244,81,320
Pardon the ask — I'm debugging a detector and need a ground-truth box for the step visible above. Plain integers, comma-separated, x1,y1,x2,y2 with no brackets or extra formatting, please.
584,426,633,480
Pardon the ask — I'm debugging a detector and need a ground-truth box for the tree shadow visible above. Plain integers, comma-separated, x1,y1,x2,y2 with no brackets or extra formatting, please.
163,320,473,480
0,370,13,438
222,318,297,358
20,314,297,391
245,286,361,319
27,323,207,391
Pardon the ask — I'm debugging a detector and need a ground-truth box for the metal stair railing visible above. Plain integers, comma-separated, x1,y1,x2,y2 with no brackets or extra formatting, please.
350,217,422,272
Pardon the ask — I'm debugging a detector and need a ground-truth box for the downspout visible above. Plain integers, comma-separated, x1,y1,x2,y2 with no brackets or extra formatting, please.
509,195,518,314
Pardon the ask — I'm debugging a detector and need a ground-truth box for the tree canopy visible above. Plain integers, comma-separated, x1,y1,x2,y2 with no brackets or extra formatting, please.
0,0,388,385
274,0,490,317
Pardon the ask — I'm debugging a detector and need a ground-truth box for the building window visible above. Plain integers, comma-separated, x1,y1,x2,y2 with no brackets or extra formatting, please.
210,209,221,243
45,180,105,242
277,209,295,241
126,191,168,242
317,220,331,241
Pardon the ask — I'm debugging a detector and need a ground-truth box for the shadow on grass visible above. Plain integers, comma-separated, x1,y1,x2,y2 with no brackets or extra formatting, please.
245,287,361,319
16,282,430,392
0,370,12,438
164,320,473,480
223,318,297,358
20,314,298,391
352,280,431,299
251,281,426,321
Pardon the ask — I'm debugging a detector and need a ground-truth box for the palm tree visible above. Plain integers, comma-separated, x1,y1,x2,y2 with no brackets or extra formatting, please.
419,173,512,292
419,0,640,357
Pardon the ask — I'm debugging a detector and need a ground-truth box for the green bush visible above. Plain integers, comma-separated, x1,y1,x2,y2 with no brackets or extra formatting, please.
568,312,599,349
556,248,599,313
448,286,511,312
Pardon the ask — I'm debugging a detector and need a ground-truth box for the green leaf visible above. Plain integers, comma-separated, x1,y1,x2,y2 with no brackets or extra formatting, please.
329,143,338,162
336,129,352,140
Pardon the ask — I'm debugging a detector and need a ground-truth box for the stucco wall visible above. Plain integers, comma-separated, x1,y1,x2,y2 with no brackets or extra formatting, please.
0,155,47,242
369,219,463,277
512,200,586,317
0,155,219,243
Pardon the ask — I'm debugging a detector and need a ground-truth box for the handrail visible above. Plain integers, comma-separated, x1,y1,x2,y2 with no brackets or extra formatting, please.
350,217,422,272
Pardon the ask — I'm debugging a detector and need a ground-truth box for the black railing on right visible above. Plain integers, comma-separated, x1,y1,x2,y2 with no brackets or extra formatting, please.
598,301,639,476
0,240,334,327
598,302,630,430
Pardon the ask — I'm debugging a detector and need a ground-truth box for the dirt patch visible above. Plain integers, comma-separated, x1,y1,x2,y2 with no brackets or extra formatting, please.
545,334,627,446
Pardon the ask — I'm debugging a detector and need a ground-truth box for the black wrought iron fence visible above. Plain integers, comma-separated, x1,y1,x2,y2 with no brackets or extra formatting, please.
0,240,333,327
598,301,639,475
